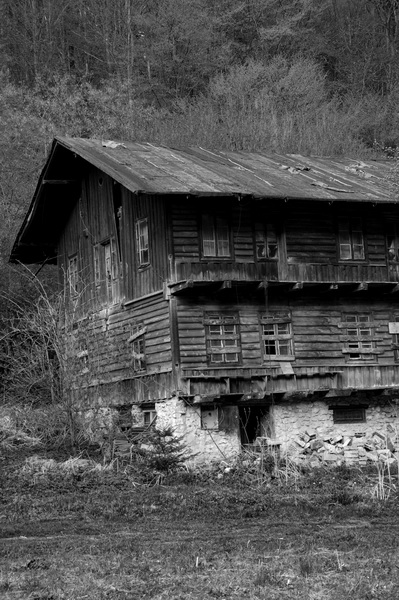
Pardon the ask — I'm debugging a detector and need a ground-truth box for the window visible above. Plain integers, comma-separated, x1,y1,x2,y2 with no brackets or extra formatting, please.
201,214,231,257
261,313,294,359
338,218,365,260
68,254,79,296
255,223,278,259
136,218,149,267
129,324,147,372
342,314,374,360
143,408,156,427
205,313,241,364
201,406,219,430
93,239,119,304
331,406,366,424
387,223,399,262
388,316,399,361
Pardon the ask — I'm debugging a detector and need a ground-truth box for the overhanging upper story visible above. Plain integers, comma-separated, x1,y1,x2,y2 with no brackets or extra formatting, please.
10,137,399,306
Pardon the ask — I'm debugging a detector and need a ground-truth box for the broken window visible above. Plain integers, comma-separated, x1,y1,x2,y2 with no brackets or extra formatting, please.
387,223,399,262
136,217,150,267
342,314,374,360
129,324,147,372
204,313,241,364
255,222,278,259
338,218,365,260
200,405,219,430
331,406,366,424
261,313,294,359
68,254,79,296
201,214,231,258
93,238,119,304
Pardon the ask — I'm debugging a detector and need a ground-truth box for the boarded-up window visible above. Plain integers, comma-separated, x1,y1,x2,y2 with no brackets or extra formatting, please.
261,313,294,359
255,223,278,259
201,215,230,257
136,217,150,267
204,313,241,364
201,406,219,430
338,218,365,260
342,314,374,360
332,406,366,424
129,324,147,372
68,254,79,296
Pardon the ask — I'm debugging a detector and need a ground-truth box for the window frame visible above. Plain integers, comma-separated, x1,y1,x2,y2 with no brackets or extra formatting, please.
135,217,150,268
201,214,231,259
260,313,295,361
338,217,366,261
254,222,279,260
93,238,119,304
129,324,147,373
341,313,375,361
204,313,241,365
331,406,367,424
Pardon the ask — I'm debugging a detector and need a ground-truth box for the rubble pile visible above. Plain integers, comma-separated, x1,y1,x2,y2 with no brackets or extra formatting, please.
292,430,398,466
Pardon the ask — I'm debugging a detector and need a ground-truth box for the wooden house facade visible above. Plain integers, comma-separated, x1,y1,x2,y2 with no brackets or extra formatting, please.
10,137,399,461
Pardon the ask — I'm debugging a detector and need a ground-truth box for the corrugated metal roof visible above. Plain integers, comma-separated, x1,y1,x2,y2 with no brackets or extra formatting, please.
57,136,398,202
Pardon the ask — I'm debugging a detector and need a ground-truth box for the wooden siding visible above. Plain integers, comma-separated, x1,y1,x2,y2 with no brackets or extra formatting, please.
123,192,169,300
68,292,173,402
170,198,399,285
175,293,399,395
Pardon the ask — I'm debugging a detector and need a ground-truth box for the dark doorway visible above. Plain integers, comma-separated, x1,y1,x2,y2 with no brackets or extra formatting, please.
238,406,270,445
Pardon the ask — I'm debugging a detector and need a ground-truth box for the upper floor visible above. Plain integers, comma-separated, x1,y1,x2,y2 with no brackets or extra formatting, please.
10,137,399,309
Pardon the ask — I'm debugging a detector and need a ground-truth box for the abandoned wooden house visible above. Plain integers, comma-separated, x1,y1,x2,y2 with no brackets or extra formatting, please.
10,137,399,462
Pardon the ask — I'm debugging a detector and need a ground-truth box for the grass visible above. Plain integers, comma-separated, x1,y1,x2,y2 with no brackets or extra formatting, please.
1,449,399,599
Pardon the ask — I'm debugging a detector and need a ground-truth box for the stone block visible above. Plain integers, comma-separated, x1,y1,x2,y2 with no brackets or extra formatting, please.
323,452,337,462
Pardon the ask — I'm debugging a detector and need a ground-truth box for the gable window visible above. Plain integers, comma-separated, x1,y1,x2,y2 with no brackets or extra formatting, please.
204,313,241,364
136,217,149,267
387,223,399,262
128,324,147,373
201,214,231,257
261,313,294,359
93,238,119,304
331,406,366,424
338,218,365,260
68,254,79,296
342,314,374,360
255,223,278,260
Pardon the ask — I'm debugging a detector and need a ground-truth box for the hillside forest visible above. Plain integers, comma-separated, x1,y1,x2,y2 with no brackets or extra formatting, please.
1,0,399,407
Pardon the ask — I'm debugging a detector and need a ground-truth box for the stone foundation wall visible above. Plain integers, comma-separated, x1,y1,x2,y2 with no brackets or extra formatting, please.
272,397,399,451
156,398,241,463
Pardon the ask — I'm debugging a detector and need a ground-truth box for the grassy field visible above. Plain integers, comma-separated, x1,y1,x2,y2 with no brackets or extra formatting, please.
1,450,399,600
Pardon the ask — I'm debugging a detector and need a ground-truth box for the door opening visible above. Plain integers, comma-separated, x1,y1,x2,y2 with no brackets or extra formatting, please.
238,406,271,445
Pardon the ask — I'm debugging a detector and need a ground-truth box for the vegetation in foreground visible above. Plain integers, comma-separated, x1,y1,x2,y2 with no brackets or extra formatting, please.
1,411,399,600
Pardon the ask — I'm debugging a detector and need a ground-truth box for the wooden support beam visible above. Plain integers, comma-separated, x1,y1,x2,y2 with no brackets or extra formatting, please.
329,284,338,290
290,282,303,291
391,284,399,293
43,179,78,184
